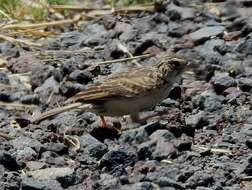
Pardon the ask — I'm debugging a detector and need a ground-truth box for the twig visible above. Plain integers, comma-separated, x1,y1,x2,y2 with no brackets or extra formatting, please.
0,84,13,88
0,34,42,47
93,54,153,66
192,145,232,155
51,4,154,13
9,27,55,37
241,176,252,181
51,4,154,17
41,47,103,55
161,159,173,164
9,72,31,77
46,91,54,105
114,5,154,13
117,42,142,67
0,101,38,110
86,5,154,17
2,19,79,30
51,5,110,11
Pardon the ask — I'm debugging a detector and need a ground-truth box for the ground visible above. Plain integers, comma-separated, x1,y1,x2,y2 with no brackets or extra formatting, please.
0,0,252,190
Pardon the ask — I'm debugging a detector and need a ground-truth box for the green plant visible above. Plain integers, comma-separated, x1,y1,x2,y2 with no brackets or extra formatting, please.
47,0,74,5
0,0,21,16
125,0,153,5
29,6,47,21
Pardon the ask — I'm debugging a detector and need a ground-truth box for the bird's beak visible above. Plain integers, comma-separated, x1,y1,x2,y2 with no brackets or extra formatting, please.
187,60,198,69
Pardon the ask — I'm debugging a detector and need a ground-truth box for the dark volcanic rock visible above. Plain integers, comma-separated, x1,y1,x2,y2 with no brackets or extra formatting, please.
11,136,43,153
168,85,182,100
192,92,224,112
166,9,181,21
79,134,108,159
168,23,187,38
0,171,21,190
185,111,208,129
174,134,192,151
16,147,37,162
7,53,54,89
121,182,155,190
195,187,212,190
119,126,149,145
238,77,252,92
20,94,40,104
166,3,196,20
150,129,176,142
185,171,214,189
0,151,20,171
0,91,12,102
26,167,80,188
156,176,184,189
99,149,138,171
145,167,185,189
242,124,252,136
160,98,179,108
69,70,93,84
21,177,63,190
226,17,247,32
47,31,84,49
120,122,165,142
152,140,177,160
34,76,59,99
236,37,252,55
189,26,225,43
213,42,232,55
1,1,252,189
145,130,178,160
243,155,252,176
80,24,108,47
0,72,9,84
26,161,46,171
246,116,252,124
245,139,252,149
0,42,20,58
59,81,84,97
44,143,68,155
211,74,236,94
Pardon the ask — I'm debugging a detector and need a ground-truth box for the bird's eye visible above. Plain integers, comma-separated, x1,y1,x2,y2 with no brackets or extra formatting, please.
169,61,179,68
171,58,185,68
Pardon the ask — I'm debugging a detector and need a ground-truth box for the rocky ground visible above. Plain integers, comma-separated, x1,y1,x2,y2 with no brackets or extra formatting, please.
0,0,252,189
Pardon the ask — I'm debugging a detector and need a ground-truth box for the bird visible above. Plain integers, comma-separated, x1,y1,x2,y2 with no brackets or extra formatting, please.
32,53,187,127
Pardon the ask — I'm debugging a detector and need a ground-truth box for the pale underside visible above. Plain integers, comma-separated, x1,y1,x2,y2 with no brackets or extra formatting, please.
70,66,179,117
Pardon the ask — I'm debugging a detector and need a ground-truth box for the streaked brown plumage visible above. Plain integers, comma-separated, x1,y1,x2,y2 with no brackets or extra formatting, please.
32,53,187,127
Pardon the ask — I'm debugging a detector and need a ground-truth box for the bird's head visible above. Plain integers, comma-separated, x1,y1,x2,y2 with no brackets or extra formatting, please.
155,53,187,79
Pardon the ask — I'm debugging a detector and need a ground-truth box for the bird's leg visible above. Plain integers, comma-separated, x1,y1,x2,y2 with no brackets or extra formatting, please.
0,132,11,140
100,116,108,128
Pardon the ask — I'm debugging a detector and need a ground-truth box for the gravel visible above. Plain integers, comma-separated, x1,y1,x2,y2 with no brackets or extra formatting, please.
0,0,252,189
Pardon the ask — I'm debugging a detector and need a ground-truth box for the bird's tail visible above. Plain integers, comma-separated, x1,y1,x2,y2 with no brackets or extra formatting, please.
31,103,92,124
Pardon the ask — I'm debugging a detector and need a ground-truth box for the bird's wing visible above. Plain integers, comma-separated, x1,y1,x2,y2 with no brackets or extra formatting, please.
70,67,161,102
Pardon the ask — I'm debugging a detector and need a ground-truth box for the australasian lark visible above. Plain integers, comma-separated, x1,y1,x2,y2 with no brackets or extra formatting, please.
32,53,187,127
